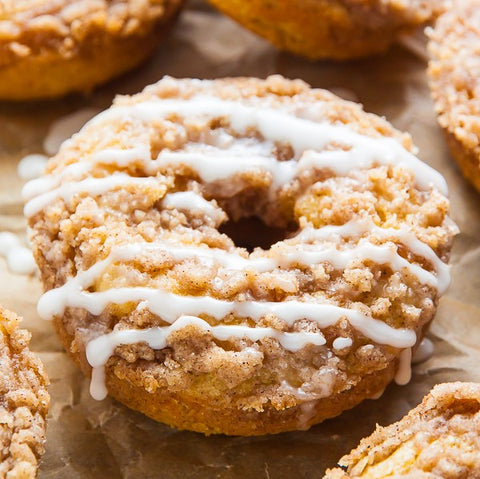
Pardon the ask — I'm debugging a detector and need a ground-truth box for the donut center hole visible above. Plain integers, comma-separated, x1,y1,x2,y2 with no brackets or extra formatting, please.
219,217,294,252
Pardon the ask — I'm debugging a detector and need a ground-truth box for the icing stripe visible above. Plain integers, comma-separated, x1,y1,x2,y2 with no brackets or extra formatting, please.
394,347,412,385
88,96,447,193
30,216,449,296
161,191,226,223
49,236,441,290
38,264,417,349
24,174,159,218
86,315,327,399
297,221,450,294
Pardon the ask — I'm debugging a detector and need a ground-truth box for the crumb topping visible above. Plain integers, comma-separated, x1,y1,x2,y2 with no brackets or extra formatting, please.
0,307,49,478
0,0,182,66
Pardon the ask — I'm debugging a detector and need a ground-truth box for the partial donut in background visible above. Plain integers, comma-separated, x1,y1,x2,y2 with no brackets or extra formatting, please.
324,382,480,478
428,0,480,194
206,0,442,60
0,0,184,100
0,305,49,477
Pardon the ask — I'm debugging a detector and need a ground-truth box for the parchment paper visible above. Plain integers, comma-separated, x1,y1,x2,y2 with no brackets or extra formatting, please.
0,2,479,477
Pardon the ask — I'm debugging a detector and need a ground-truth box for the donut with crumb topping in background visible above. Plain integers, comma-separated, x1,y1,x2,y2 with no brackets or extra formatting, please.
428,0,480,194
0,0,184,100
324,382,480,478
0,305,49,477
206,0,442,60
26,75,456,435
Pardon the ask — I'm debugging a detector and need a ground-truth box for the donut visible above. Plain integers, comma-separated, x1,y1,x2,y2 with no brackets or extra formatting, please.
25,75,456,435
324,382,480,478
0,306,49,477
428,0,480,194
0,0,184,101
206,0,441,60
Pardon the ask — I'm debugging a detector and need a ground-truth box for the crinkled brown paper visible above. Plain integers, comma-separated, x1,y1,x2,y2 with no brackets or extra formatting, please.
0,2,479,477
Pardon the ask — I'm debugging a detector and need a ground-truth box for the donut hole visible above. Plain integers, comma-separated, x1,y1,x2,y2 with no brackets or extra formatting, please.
218,216,296,252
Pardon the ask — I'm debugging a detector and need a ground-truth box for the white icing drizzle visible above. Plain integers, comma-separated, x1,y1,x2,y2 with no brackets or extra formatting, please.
332,337,353,350
22,146,292,206
412,337,434,364
297,220,450,295
24,145,436,217
24,175,449,291
17,154,48,181
0,232,19,257
38,244,417,349
90,366,107,401
22,95,450,225
284,240,439,290
24,96,447,205
297,401,318,430
24,174,159,218
22,162,91,201
86,315,326,400
394,348,412,385
33,228,440,286
155,150,297,188
36,218,446,399
161,191,226,224
279,381,311,401
0,232,37,275
42,286,417,348
21,146,155,203
87,96,447,194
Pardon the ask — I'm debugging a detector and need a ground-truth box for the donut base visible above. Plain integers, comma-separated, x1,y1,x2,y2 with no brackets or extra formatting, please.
105,363,396,436
54,313,398,436
207,0,432,60
0,20,177,101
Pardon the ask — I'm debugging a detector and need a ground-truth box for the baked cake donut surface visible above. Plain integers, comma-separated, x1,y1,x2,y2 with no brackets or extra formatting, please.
428,0,480,194
207,0,441,60
0,0,184,100
25,75,457,435
324,382,480,478
0,306,49,477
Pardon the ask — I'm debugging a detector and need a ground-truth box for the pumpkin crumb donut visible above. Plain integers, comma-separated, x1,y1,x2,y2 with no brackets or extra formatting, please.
0,306,49,477
25,75,456,435
0,0,184,101
207,0,442,60
324,382,480,478
428,0,480,194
